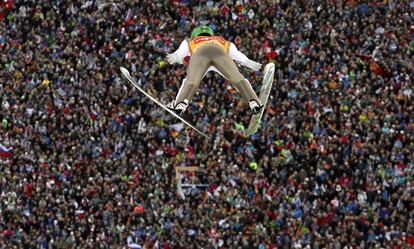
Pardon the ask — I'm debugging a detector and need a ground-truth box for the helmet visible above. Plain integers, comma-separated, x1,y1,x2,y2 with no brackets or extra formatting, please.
191,25,214,38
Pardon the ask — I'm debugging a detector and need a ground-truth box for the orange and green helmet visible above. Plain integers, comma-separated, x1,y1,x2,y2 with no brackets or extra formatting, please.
191,25,214,38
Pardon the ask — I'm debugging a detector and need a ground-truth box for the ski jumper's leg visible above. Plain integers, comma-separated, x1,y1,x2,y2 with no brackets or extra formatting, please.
174,46,212,105
211,47,260,103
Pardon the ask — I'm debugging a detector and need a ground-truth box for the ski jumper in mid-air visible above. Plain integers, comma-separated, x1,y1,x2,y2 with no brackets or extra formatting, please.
166,25,264,115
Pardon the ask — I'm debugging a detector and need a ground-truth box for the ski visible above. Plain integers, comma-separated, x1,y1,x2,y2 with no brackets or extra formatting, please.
119,67,211,140
244,62,275,136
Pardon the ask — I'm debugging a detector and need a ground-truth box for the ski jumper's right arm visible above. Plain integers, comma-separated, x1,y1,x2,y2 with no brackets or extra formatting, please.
228,43,262,71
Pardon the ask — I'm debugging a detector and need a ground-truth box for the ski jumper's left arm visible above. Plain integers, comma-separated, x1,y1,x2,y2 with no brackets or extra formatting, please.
166,40,190,64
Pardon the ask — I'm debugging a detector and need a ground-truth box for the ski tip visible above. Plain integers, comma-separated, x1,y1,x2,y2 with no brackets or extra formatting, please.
120,67,130,77
264,62,275,71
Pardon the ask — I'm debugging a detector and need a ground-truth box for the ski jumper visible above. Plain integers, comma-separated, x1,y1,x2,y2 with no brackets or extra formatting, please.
172,36,260,106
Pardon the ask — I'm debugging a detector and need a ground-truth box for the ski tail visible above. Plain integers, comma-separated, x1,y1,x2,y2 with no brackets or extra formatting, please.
244,62,275,136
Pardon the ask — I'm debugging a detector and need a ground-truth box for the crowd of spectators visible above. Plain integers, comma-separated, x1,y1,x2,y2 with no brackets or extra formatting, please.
1,0,413,248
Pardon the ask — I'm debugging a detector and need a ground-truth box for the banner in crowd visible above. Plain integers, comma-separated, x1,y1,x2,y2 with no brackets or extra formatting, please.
0,143,12,157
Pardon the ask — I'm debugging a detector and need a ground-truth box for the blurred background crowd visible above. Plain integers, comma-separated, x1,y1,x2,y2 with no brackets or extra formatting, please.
0,0,413,248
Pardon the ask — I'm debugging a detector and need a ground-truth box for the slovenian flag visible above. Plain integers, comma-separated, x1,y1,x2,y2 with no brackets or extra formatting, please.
124,8,134,26
0,35,6,49
0,143,12,157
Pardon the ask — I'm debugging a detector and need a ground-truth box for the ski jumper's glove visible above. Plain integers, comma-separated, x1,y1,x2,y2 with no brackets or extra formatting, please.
242,59,262,71
166,53,183,64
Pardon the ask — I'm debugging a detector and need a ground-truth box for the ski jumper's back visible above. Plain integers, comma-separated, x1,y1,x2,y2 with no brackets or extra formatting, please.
174,35,259,107
188,36,230,54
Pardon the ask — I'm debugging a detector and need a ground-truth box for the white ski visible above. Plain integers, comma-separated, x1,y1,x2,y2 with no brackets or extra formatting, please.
120,67,211,140
244,62,275,136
